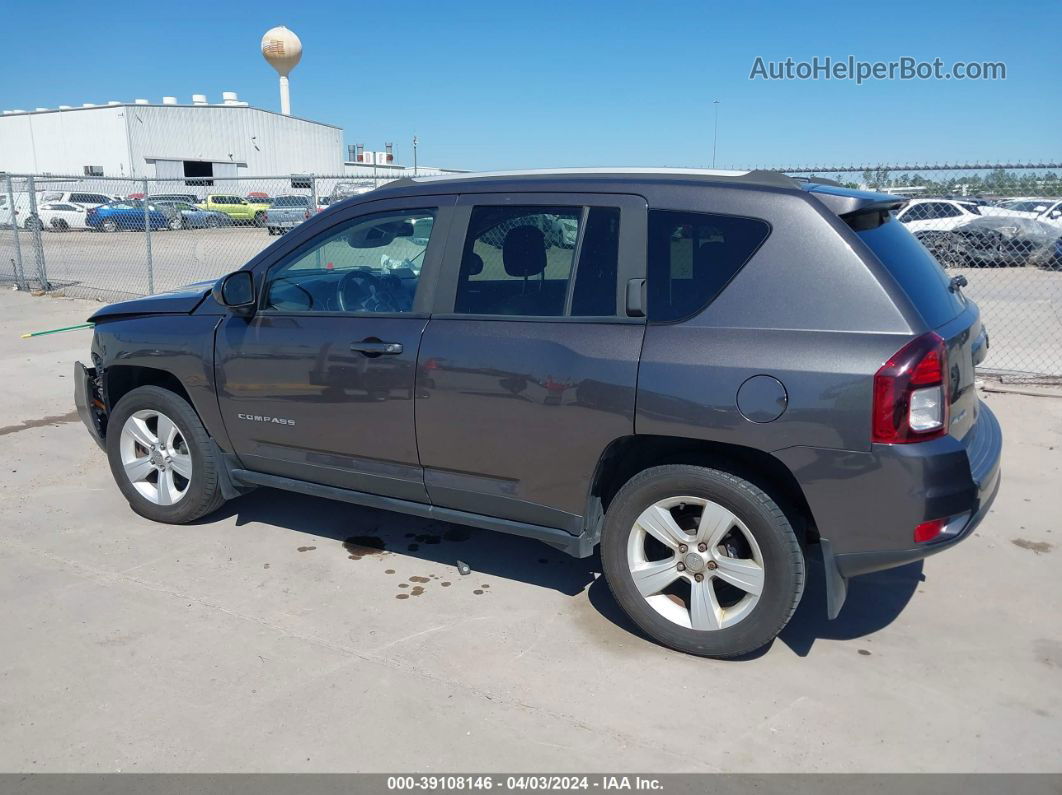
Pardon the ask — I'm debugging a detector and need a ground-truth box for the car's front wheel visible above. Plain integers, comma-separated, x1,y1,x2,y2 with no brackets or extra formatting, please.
600,465,805,658
167,216,183,231
106,386,227,524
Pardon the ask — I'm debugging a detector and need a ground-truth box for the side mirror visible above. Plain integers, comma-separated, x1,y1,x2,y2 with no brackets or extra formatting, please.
212,271,256,315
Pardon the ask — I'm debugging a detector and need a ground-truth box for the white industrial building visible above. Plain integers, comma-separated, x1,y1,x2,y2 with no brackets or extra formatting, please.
0,93,345,179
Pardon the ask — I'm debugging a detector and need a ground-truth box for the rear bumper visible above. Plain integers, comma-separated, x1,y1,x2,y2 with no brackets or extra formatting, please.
777,401,1003,618
74,361,106,448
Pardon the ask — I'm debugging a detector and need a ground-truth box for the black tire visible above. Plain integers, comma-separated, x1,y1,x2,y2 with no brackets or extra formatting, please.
106,385,227,524
253,211,267,227
24,216,42,231
101,218,118,233
52,219,69,232
206,215,220,228
168,216,183,231
267,226,276,236
600,464,805,658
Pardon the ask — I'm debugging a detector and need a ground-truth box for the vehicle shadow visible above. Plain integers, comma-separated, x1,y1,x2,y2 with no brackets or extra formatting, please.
777,559,924,657
205,487,599,597
204,488,924,658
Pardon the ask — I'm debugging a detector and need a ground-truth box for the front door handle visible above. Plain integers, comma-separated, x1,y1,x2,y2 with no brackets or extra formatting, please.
350,339,403,356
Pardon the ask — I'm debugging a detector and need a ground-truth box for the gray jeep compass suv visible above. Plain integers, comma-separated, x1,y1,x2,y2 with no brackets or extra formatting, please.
75,169,1002,658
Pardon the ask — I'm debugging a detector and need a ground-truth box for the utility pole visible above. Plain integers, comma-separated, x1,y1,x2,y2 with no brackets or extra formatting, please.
712,99,720,169
413,135,419,177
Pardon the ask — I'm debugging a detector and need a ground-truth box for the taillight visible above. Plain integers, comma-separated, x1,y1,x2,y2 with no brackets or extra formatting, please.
304,209,311,219
872,332,948,443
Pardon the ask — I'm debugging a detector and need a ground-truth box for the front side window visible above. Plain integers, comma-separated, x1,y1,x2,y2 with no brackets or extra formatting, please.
263,208,436,314
454,205,621,317
646,210,770,323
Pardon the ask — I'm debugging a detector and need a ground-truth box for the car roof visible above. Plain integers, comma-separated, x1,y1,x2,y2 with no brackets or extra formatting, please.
356,168,904,217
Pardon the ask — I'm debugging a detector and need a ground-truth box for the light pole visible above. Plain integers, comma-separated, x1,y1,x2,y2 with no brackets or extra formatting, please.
712,99,720,168
413,135,418,177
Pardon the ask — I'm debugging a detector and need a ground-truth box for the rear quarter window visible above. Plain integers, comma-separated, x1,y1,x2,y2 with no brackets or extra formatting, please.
647,210,770,323
856,216,965,328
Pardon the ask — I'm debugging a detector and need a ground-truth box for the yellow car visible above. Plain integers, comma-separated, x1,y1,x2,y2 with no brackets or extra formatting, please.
197,194,272,226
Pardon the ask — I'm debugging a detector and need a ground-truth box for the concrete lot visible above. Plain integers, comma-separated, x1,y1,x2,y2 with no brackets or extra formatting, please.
0,290,1060,773
2,227,1062,375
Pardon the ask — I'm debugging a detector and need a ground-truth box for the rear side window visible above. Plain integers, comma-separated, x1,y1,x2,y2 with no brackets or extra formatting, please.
454,205,620,317
647,210,770,323
856,216,965,328
71,193,107,204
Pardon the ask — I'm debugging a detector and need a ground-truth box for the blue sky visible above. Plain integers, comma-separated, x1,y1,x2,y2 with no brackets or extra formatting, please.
3,0,1059,170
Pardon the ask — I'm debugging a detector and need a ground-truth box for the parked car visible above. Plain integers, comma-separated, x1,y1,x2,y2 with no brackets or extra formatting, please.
75,169,1001,659
896,198,1045,267
0,192,41,228
197,194,271,226
35,202,90,231
997,198,1062,228
39,191,113,209
954,216,1062,268
85,200,169,232
153,201,230,230
265,195,314,235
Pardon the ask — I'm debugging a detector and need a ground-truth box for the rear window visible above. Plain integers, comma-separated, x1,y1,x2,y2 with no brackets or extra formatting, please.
647,210,770,322
272,196,310,207
856,217,965,328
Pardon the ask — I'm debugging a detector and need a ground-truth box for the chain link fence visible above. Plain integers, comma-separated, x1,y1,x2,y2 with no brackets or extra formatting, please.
2,164,1061,379
0,170,453,299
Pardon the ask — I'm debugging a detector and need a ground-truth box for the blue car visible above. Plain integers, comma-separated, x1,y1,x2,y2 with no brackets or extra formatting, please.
152,201,231,230
86,200,169,232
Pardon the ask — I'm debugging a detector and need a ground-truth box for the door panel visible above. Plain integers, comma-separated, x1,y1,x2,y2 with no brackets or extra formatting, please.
416,319,643,528
214,196,455,502
415,192,647,530
216,315,428,500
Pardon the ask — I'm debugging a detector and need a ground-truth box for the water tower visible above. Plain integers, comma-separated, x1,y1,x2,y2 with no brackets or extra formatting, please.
260,26,302,116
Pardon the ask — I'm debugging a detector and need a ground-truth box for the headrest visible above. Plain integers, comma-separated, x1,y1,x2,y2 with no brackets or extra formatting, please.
503,225,546,278
462,252,483,276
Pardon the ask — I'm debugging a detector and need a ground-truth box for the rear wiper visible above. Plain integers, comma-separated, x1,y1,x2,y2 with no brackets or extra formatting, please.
949,274,968,293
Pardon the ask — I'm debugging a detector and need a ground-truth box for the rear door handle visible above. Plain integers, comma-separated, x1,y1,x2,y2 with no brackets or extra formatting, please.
350,339,403,356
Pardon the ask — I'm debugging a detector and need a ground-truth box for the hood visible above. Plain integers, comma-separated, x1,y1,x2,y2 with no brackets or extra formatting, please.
89,281,214,321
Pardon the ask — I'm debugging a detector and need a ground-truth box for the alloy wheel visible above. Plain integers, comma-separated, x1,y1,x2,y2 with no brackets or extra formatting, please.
118,409,192,505
626,496,765,631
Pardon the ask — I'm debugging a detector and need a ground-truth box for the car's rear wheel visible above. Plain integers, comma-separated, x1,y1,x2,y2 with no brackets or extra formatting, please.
106,386,226,524
601,465,805,658
167,216,183,231
206,215,220,228
101,218,118,233
52,219,69,232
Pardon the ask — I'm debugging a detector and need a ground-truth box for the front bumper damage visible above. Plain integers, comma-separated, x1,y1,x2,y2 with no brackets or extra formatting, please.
74,361,106,448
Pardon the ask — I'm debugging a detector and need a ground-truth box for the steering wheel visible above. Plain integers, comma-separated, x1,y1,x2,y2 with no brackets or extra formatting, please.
337,269,401,313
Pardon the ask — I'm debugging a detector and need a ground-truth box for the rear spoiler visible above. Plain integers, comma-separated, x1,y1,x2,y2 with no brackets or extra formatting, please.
799,182,907,217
